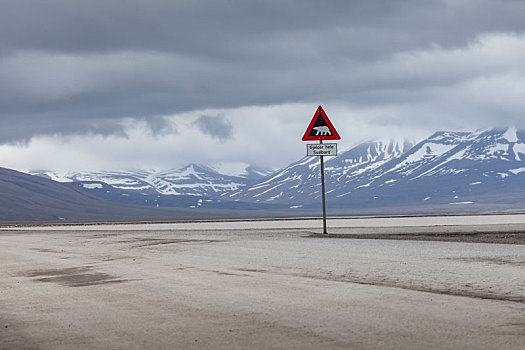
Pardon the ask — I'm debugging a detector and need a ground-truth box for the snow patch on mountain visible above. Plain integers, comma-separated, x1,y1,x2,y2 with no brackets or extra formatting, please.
390,142,456,173
82,183,103,189
510,167,525,175
38,171,74,183
209,162,251,177
503,126,519,143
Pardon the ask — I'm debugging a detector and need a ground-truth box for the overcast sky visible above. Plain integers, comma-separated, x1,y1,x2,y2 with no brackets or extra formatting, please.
1,0,525,172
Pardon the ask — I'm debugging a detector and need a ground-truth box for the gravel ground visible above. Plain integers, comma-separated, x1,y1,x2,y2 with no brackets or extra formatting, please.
1,218,524,349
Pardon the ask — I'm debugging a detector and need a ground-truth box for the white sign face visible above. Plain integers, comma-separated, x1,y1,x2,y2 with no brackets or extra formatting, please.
307,143,337,156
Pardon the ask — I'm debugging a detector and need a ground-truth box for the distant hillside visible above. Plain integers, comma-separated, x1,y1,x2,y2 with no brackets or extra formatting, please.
31,163,272,209
0,167,282,223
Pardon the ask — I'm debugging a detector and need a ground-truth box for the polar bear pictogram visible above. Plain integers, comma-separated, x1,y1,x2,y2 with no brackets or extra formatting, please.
313,126,331,136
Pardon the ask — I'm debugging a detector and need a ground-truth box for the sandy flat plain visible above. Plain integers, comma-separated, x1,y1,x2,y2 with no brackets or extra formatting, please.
1,216,524,349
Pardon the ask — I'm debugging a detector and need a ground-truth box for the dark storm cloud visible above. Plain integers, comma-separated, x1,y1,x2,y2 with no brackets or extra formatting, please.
144,116,177,137
192,115,233,141
2,0,525,142
3,0,524,55
0,107,129,144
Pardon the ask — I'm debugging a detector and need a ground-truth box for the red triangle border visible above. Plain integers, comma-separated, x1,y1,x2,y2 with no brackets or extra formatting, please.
302,106,341,141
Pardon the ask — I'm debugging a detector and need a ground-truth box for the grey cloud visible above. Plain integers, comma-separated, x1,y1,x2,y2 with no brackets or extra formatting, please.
144,116,177,137
370,115,404,127
192,115,233,141
0,114,127,144
2,1,524,57
1,0,525,143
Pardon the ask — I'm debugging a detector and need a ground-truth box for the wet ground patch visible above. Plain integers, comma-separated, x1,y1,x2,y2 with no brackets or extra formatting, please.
88,232,126,238
21,266,127,287
309,231,525,244
31,248,64,253
445,256,525,267
117,238,223,247
292,271,525,303
236,268,268,273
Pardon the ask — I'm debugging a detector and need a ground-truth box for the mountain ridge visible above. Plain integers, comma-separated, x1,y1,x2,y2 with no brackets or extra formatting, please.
26,127,525,213
31,162,273,208
228,128,525,211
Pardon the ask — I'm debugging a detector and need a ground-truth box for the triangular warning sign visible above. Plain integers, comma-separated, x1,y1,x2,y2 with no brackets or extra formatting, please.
302,106,341,141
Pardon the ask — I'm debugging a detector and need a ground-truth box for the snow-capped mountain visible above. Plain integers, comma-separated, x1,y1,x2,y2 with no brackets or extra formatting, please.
30,128,525,213
225,139,414,205
227,128,525,211
32,162,272,208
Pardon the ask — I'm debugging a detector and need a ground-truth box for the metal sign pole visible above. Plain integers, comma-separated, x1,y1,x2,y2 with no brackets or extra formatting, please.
303,106,339,235
320,140,327,234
